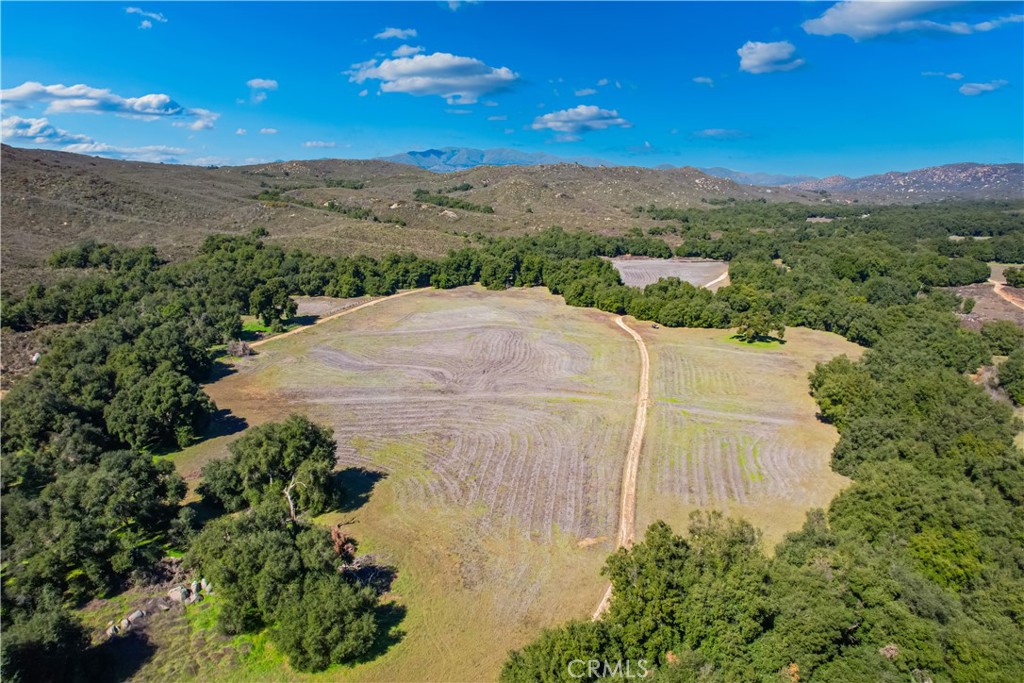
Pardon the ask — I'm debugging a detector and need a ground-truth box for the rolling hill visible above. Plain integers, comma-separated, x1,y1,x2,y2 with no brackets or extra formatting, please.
0,144,808,289
787,162,1024,201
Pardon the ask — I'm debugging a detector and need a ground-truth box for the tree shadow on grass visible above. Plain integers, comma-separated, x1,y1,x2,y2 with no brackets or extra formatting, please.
333,467,387,513
87,631,158,683
729,333,787,345
204,409,248,440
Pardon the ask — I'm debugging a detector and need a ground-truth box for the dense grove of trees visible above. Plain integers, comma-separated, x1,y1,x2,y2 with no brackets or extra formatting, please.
1004,266,1024,288
2,200,1023,680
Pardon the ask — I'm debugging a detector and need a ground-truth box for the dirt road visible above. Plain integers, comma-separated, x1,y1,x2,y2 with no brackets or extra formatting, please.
592,316,651,619
989,279,1024,313
250,288,430,348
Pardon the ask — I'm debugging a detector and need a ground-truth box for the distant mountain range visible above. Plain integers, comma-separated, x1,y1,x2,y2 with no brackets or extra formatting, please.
784,163,1023,201
378,147,611,172
379,147,1022,200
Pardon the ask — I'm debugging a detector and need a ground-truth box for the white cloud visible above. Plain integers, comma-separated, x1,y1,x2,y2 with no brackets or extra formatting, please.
347,52,518,105
375,27,417,40
235,128,247,135
693,128,748,140
1,115,185,163
575,88,597,96
303,140,336,148
693,76,714,86
65,142,186,163
447,1,479,10
259,128,278,134
126,7,166,29
1,116,91,145
483,100,498,106
392,44,423,57
446,109,472,115
531,105,632,142
0,81,219,129
246,78,278,105
504,128,515,135
358,89,369,97
597,78,609,86
803,2,1024,40
737,41,805,74
487,115,507,121
247,78,278,90
959,80,1008,96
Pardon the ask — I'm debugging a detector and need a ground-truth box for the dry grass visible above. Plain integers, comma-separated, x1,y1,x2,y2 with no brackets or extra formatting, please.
609,256,729,290
140,289,865,681
633,324,863,548
164,286,638,681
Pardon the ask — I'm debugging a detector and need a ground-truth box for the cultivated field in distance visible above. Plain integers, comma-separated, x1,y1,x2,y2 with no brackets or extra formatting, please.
167,286,639,681
635,324,863,546
610,256,730,290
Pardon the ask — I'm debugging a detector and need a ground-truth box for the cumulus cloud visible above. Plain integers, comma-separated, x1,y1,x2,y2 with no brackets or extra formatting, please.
446,109,472,114
246,78,278,104
693,76,714,86
259,128,278,134
1,115,184,162
358,89,369,97
235,128,247,135
959,80,1008,96
375,27,417,40
126,7,166,29
803,1,1023,40
392,44,423,57
0,81,219,129
1,116,91,145
531,105,632,142
447,1,479,11
922,71,965,80
693,128,749,140
303,140,336,148
574,88,597,96
487,115,507,121
597,78,610,86
347,51,518,105
737,41,805,74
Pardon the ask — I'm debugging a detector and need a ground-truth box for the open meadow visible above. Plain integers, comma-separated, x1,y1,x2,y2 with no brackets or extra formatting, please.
609,256,730,290
634,324,863,546
162,286,639,681
139,285,868,681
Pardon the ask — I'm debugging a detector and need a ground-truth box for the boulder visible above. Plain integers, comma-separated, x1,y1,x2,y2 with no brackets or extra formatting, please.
105,625,119,638
119,618,130,631
200,578,210,592
168,585,190,603
127,609,145,623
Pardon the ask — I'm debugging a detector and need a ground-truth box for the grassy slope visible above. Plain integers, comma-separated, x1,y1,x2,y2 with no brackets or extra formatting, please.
153,286,637,682
635,324,864,549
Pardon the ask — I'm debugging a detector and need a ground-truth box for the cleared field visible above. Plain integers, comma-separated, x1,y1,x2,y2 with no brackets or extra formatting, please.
609,256,730,290
634,325,863,547
163,286,639,681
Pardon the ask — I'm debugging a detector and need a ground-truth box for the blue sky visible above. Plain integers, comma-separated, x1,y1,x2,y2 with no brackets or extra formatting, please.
1,1,1022,176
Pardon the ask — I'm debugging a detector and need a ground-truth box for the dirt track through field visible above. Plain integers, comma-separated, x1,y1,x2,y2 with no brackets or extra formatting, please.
249,287,430,348
593,316,650,619
989,279,1024,312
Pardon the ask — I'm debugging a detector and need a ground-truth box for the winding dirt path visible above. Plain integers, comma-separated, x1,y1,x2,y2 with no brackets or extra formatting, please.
592,316,651,619
250,288,430,348
989,279,1024,313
